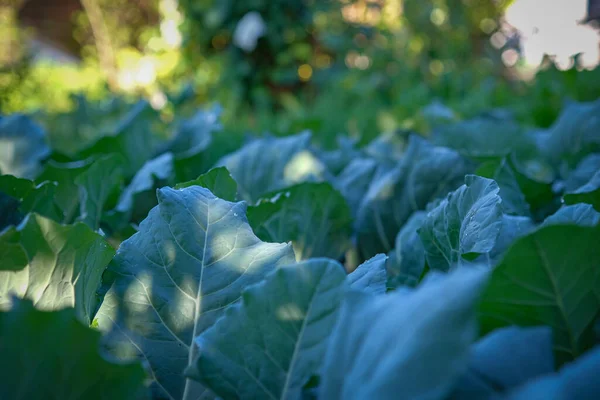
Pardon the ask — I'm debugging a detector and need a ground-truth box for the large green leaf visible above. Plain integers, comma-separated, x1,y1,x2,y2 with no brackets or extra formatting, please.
175,166,237,201
387,211,427,288
450,326,554,399
355,135,472,258
216,132,327,203
319,267,489,400
188,259,347,400
247,182,352,260
0,114,50,179
96,186,296,400
418,175,503,271
564,170,600,212
478,224,600,365
0,298,146,400
0,214,115,325
506,345,600,400
75,154,125,230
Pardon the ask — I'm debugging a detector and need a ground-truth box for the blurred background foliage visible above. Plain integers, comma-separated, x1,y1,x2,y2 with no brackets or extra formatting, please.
1,0,599,147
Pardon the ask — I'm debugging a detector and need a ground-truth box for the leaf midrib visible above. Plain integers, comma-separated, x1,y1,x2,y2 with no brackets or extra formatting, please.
533,237,578,357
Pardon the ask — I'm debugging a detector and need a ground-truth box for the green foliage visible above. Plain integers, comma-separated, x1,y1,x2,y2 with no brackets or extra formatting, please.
2,27,600,399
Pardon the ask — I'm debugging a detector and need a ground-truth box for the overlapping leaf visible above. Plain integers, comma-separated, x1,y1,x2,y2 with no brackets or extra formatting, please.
0,213,115,325
479,224,600,365
188,259,347,400
96,186,295,400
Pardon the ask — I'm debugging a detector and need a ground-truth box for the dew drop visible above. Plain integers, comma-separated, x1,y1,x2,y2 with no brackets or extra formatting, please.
234,213,238,216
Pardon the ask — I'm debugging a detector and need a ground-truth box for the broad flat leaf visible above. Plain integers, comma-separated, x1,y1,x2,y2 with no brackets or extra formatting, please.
96,186,296,400
247,182,352,261
0,114,50,179
0,213,115,325
356,135,472,258
476,158,531,216
387,211,427,289
418,175,503,271
540,99,600,167
76,154,125,230
506,345,600,400
115,152,173,214
431,116,529,158
37,158,96,223
78,101,164,177
478,224,600,365
0,175,61,229
319,267,489,400
0,298,146,400
334,158,379,217
348,254,388,295
543,204,600,227
175,166,237,201
564,170,600,212
188,259,347,400
450,326,554,399
216,132,327,203
563,154,600,192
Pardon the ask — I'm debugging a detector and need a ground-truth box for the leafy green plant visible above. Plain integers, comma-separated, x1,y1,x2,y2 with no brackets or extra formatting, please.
1,85,600,399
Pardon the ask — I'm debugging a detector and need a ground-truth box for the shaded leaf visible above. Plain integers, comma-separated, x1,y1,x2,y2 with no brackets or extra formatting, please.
543,204,600,227
564,170,600,212
76,154,125,230
96,186,295,400
476,158,531,216
0,213,115,325
478,224,600,365
248,182,352,261
387,211,427,288
507,345,600,400
418,175,503,271
356,135,472,258
188,259,347,400
450,326,554,399
175,166,237,201
0,298,146,400
0,114,50,179
319,267,489,400
216,132,327,203
348,254,388,295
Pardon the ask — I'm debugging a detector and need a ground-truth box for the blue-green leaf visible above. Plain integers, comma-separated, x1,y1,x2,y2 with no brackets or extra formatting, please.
188,259,347,400
320,267,489,400
450,326,554,399
418,175,503,271
96,186,295,400
348,254,388,295
0,115,50,179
